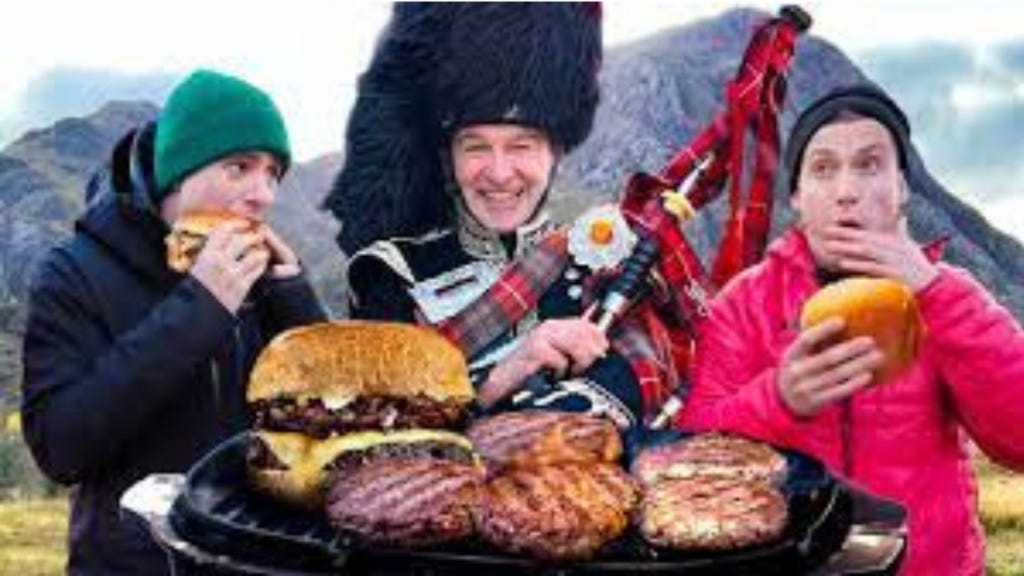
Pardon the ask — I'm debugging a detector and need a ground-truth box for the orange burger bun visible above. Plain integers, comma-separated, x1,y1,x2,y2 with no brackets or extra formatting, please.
800,277,924,384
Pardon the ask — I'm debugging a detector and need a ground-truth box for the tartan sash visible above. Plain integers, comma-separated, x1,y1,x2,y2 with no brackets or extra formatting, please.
434,230,676,421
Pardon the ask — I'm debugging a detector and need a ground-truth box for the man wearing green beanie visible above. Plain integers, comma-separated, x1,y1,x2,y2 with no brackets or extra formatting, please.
154,68,292,197
21,69,326,575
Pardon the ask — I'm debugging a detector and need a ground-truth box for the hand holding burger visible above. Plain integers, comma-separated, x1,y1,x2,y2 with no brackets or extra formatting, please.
167,211,268,313
166,210,301,313
777,317,882,418
780,276,924,418
260,225,301,279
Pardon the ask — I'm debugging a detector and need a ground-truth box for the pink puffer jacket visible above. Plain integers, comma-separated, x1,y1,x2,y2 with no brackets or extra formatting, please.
681,230,1024,575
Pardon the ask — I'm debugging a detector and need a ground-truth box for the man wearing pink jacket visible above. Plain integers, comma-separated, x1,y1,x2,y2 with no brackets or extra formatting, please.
682,83,1024,575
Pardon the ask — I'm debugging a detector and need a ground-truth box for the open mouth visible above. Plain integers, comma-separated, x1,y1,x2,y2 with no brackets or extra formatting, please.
835,218,863,230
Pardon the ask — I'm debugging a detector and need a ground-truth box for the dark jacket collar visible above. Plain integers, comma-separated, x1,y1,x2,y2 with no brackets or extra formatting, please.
76,122,179,286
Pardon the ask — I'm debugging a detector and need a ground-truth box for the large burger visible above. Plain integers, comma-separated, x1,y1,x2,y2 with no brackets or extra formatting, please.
245,321,481,535
800,276,924,383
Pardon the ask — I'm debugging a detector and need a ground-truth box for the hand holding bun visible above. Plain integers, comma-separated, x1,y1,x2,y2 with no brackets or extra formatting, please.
800,277,924,384
167,210,270,312
165,210,266,273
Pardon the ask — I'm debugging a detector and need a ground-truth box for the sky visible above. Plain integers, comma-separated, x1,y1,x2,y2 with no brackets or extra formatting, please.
1,0,1022,240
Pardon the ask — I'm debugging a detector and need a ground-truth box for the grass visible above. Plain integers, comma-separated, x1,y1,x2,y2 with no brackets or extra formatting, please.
978,458,1024,530
978,458,1024,575
0,498,68,576
0,461,1021,576
987,529,1024,576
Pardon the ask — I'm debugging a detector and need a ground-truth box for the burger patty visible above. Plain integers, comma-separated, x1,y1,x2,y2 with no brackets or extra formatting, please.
251,395,468,438
631,433,787,487
325,457,483,548
468,411,622,470
638,475,787,551
324,440,476,474
475,462,638,561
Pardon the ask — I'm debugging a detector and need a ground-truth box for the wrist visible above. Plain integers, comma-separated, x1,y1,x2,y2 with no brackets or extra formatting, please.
775,375,809,420
909,264,940,293
190,273,243,315
268,263,302,279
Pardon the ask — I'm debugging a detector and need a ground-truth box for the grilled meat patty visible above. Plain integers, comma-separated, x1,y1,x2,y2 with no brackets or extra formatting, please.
468,411,622,470
251,395,468,438
323,440,477,475
631,433,787,488
475,462,638,560
638,475,787,550
325,457,483,548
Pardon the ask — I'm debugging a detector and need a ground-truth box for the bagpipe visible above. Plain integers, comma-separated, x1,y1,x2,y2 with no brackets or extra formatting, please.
437,6,812,427
592,5,812,426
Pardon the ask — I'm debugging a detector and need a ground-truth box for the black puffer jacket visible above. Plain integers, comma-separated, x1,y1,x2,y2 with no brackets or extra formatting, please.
21,123,326,575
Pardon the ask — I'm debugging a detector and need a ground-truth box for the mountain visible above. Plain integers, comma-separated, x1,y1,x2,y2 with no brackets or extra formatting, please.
1,7,1022,413
0,102,161,306
269,153,346,313
557,8,1024,320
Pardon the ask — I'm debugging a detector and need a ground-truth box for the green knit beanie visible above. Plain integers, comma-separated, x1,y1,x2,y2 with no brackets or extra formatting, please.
154,69,291,195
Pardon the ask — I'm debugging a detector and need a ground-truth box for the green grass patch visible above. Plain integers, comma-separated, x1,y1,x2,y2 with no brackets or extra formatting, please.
986,528,1024,576
0,498,68,576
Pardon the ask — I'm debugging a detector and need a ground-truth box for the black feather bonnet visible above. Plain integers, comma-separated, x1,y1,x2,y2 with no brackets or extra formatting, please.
325,3,603,254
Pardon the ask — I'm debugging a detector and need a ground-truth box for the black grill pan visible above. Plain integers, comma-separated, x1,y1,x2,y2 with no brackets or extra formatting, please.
170,431,854,574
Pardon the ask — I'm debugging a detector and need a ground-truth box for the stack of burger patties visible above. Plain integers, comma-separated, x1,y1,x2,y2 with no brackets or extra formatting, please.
467,411,640,560
245,321,484,547
631,433,789,551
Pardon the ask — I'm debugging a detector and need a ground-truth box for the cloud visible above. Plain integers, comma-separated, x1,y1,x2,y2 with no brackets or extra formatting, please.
995,39,1024,74
2,67,178,148
858,43,973,112
853,43,1024,209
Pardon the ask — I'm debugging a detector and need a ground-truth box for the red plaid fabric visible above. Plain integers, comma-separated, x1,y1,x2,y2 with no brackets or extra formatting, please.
609,301,680,421
613,11,805,409
434,230,676,421
435,231,569,355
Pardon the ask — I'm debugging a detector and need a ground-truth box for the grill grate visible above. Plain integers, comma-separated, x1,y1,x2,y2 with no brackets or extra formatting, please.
170,432,854,574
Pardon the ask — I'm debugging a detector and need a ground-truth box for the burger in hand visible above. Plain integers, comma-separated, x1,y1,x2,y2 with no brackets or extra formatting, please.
165,210,267,273
800,276,924,383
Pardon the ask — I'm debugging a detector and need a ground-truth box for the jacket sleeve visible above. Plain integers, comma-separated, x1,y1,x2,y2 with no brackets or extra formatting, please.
680,281,818,448
917,265,1024,469
347,254,418,322
21,252,237,485
255,272,329,337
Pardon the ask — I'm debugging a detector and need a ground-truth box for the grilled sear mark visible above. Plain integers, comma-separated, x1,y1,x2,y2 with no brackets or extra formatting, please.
638,474,787,550
474,462,637,560
631,433,787,488
325,458,483,548
468,411,622,470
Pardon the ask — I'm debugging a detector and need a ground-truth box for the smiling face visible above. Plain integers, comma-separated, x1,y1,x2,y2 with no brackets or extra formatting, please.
791,115,908,270
159,151,284,225
450,124,557,233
